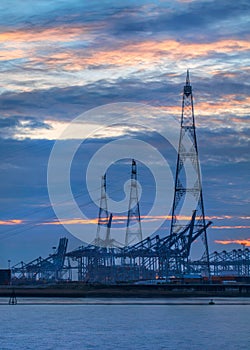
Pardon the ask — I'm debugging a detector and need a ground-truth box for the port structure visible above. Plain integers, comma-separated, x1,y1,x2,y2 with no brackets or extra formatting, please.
191,248,250,277
11,73,211,283
12,238,70,281
12,238,250,283
13,72,246,284
95,212,123,249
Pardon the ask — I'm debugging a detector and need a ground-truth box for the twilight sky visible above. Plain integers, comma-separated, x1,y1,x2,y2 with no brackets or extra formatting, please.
0,0,249,265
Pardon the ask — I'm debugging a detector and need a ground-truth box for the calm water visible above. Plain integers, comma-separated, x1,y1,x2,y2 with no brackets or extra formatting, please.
1,298,250,350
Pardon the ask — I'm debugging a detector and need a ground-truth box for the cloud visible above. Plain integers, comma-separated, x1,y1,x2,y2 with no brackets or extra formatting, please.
7,38,248,73
0,0,249,94
0,116,51,139
0,0,249,263
0,26,90,44
107,0,250,41
2,214,249,227
0,219,23,225
213,226,250,230
215,239,250,246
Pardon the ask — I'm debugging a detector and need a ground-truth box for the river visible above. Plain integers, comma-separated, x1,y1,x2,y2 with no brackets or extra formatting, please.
1,298,250,349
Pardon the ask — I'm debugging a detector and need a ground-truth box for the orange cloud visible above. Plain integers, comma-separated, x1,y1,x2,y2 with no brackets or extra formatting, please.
212,226,250,229
42,218,99,225
211,66,250,76
77,39,250,69
159,95,250,118
8,36,247,72
0,26,93,65
0,49,26,61
1,29,249,105
0,26,89,44
40,214,227,226
215,239,250,246
41,215,172,225
0,214,247,227
0,219,23,225
194,95,250,116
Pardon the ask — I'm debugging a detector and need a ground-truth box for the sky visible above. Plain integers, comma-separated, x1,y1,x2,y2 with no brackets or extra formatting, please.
0,0,249,266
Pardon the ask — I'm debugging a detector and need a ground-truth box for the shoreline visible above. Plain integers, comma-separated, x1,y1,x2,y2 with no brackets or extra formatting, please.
1,283,250,298
1,296,250,306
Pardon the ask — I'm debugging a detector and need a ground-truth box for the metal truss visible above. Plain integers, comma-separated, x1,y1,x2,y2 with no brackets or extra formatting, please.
11,238,70,281
125,159,142,246
64,213,211,283
92,174,109,247
191,248,250,276
13,73,247,284
170,70,210,274
12,238,250,283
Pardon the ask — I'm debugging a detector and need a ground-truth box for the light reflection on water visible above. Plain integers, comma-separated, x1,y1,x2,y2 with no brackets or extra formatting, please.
1,298,250,350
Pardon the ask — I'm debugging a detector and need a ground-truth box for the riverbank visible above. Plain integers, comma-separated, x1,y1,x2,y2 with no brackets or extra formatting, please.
1,283,250,298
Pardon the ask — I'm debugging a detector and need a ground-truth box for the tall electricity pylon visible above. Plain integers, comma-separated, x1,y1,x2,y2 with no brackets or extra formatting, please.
125,159,142,246
170,70,210,273
93,174,109,246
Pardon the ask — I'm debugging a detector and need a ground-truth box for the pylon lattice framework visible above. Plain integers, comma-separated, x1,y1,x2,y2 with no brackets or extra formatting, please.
93,174,109,246
125,159,142,246
170,70,210,270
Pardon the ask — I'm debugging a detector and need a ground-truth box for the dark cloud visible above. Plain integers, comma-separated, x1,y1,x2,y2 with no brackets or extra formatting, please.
0,116,51,129
0,123,249,263
0,138,52,203
2,0,248,45
0,77,179,122
197,126,250,218
0,0,249,263
103,0,250,41
0,70,249,126
0,116,51,139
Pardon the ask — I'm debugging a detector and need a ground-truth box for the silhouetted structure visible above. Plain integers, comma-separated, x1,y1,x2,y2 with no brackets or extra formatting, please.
125,159,142,246
93,174,109,246
12,238,69,281
12,73,233,284
170,70,210,275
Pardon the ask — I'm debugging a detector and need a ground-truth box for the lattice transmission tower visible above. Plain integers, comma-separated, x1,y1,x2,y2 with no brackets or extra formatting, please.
125,159,142,246
170,70,210,273
93,174,109,246
93,174,123,248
